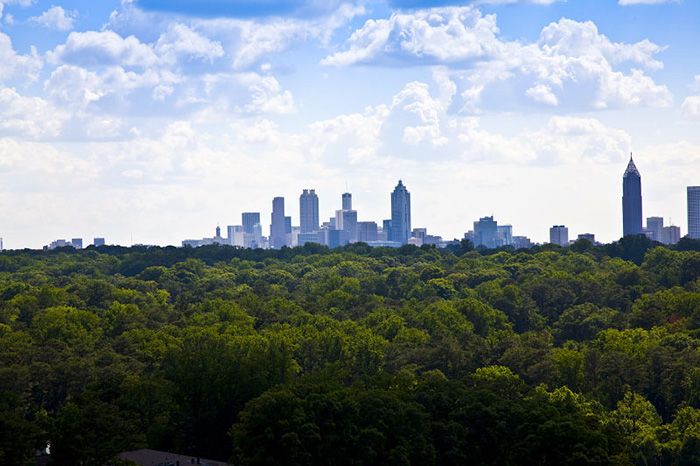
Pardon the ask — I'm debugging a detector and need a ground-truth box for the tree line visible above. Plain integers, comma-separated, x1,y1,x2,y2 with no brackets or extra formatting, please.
1,235,699,465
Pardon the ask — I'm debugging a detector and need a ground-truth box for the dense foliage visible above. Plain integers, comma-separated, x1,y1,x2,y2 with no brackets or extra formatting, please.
1,237,700,465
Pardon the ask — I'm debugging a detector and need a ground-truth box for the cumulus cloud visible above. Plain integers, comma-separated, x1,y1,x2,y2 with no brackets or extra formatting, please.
49,30,159,68
192,3,364,69
154,23,224,65
526,84,558,106
681,96,700,119
322,7,501,66
0,88,68,139
0,0,34,21
324,8,671,111
681,75,700,120
0,32,42,83
29,6,76,31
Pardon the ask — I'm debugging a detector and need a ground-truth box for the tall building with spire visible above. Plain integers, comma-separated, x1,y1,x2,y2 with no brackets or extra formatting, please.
622,154,643,237
390,180,411,244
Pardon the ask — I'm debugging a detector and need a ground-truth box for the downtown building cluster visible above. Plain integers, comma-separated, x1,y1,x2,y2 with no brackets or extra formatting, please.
182,180,438,249
181,157,700,251
18,158,698,252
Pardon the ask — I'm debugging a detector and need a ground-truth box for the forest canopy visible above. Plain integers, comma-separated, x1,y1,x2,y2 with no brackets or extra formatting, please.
1,237,700,465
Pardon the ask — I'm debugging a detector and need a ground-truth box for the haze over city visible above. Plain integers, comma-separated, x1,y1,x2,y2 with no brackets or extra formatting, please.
0,0,699,249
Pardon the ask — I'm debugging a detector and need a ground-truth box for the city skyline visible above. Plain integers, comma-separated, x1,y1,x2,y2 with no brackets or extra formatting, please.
0,1,698,248
4,171,698,250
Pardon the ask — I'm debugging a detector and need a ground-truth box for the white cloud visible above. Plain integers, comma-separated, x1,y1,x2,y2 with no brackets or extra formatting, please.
0,88,68,138
49,30,159,68
526,83,558,106
236,73,295,114
0,0,34,21
323,8,671,111
0,32,42,83
322,7,501,67
154,23,224,65
44,63,173,109
29,6,76,31
681,95,700,119
680,75,700,120
196,3,365,69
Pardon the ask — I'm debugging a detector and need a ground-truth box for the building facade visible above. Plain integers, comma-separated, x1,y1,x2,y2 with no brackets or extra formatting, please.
496,225,513,247
473,216,498,248
550,225,569,246
270,197,288,249
390,180,411,244
358,221,378,243
645,217,664,242
242,212,261,234
342,192,352,211
689,186,700,239
660,226,681,245
299,189,320,234
623,155,643,237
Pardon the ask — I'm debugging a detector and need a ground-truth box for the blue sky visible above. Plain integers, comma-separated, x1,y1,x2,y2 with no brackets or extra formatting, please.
0,0,698,248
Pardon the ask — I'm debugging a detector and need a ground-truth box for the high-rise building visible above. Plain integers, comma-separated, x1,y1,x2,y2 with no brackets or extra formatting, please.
512,236,533,249
689,186,700,239
328,229,349,248
550,225,569,246
335,209,358,242
270,197,288,249
496,225,513,247
342,192,352,211
473,216,498,248
71,238,83,249
227,225,245,247
390,180,411,244
622,154,643,237
660,225,681,245
242,212,261,234
93,238,105,247
358,221,378,243
645,217,664,242
335,192,358,243
300,189,320,234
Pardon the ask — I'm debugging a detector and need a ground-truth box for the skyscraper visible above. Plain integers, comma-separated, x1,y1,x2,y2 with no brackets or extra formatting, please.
270,197,287,249
358,221,378,242
341,192,352,211
299,189,320,234
335,192,358,243
550,225,569,246
242,212,261,234
473,216,498,248
496,225,513,247
622,154,643,237
645,217,664,242
390,180,411,244
689,186,700,239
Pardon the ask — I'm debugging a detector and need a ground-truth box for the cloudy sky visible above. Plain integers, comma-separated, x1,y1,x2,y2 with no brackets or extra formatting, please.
0,0,698,248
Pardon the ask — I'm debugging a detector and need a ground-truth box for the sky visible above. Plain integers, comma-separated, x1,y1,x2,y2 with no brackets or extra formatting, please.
0,0,698,249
